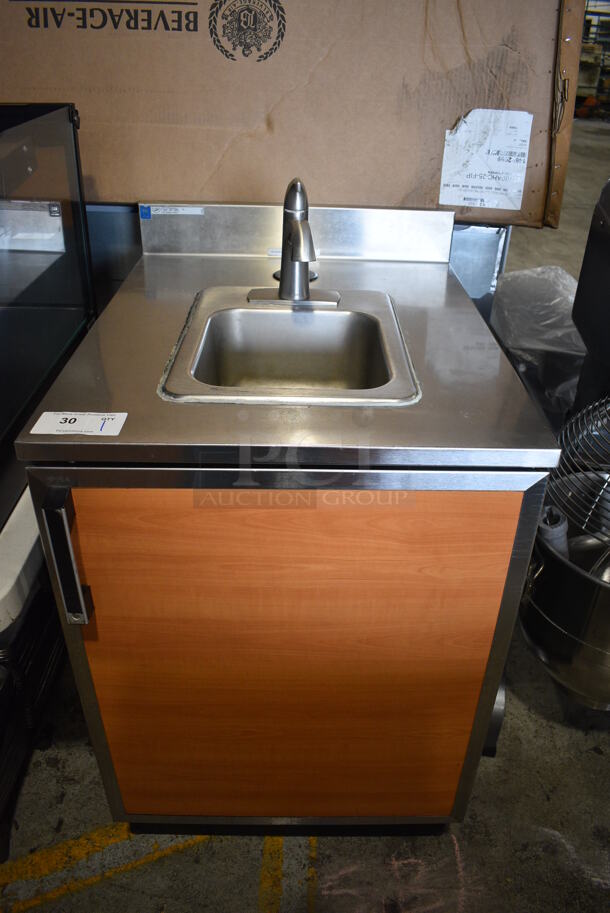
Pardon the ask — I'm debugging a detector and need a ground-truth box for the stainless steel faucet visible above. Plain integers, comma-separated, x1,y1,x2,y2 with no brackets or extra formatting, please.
247,177,340,307
279,178,316,302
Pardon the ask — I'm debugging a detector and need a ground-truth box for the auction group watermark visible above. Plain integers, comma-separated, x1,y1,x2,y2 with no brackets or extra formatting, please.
193,490,414,509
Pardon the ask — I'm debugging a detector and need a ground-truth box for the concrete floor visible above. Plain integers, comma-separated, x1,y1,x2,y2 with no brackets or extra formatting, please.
2,122,610,912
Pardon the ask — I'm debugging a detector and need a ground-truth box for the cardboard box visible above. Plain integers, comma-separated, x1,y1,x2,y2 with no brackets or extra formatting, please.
0,0,583,226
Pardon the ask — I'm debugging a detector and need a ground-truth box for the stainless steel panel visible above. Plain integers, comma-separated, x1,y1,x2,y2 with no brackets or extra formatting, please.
449,224,509,317
451,479,547,820
31,475,125,820
28,466,548,493
139,204,454,263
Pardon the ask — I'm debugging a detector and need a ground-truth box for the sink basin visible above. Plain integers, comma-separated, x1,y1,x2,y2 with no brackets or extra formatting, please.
160,287,420,406
193,308,391,390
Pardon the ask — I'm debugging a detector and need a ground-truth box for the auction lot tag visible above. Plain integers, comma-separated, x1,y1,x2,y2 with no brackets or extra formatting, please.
30,412,128,436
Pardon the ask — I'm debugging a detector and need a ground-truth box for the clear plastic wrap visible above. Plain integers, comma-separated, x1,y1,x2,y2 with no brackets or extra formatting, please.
490,267,585,420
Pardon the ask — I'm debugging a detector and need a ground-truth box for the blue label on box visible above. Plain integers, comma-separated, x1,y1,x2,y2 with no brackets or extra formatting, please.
139,205,152,221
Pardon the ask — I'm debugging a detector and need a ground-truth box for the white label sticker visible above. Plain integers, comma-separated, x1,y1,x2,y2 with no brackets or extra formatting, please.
151,205,204,216
30,412,128,436
439,109,533,210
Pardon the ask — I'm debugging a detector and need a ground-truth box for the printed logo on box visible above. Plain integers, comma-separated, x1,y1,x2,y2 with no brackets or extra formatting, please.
208,0,286,61
13,0,287,50
19,4,199,33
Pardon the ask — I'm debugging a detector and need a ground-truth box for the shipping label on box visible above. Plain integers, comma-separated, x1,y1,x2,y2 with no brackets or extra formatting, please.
439,109,533,211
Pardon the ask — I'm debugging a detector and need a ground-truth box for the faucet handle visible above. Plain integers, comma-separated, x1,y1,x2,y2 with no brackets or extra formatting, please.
288,219,316,263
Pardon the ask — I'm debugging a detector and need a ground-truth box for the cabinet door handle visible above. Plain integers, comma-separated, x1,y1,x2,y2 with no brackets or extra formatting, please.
42,491,94,625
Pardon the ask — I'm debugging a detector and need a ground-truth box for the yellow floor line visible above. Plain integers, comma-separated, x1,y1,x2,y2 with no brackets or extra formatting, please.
0,823,131,887
306,836,317,913
258,836,284,913
6,835,210,913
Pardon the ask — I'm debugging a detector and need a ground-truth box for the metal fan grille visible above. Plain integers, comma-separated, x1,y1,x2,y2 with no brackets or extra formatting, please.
547,397,610,544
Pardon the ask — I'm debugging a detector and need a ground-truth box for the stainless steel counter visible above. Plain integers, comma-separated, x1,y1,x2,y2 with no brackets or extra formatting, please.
15,206,559,470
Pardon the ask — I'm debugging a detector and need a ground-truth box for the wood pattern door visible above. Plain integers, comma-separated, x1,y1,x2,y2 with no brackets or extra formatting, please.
71,487,522,818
